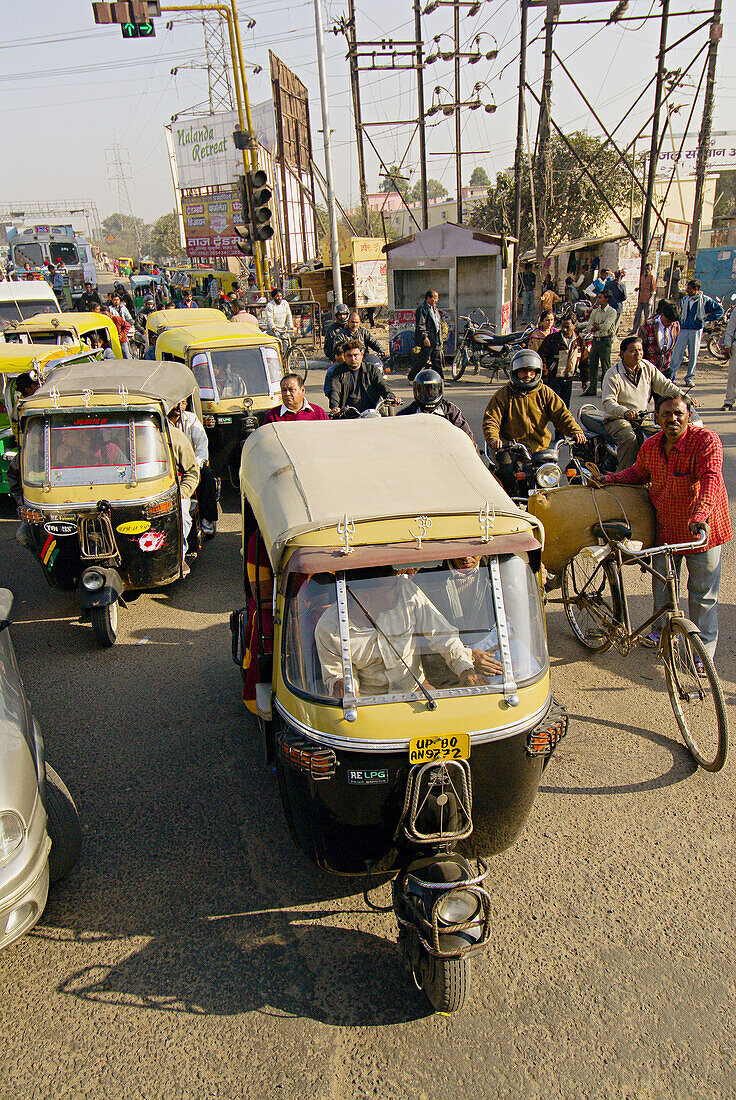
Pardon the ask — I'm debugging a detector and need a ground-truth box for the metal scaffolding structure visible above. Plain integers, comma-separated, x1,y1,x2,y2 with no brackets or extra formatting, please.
0,200,104,244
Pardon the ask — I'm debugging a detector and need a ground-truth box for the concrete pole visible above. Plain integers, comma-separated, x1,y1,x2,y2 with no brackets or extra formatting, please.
314,0,343,303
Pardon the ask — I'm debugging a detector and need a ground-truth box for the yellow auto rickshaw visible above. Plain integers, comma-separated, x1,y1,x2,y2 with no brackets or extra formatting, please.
189,269,239,305
156,321,282,480
236,415,566,1013
3,311,123,358
144,307,226,349
17,360,204,647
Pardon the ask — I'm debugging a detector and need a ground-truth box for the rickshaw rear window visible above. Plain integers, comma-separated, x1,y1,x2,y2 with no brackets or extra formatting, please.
22,413,170,488
210,347,276,399
283,556,548,705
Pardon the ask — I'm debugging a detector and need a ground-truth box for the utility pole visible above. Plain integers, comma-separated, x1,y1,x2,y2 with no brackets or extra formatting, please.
534,0,556,291
689,0,722,263
314,0,343,303
512,0,529,325
454,0,463,223
414,0,429,229
639,0,669,289
345,0,370,235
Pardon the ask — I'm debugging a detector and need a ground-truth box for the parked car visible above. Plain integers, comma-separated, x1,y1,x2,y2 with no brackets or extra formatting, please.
0,588,81,949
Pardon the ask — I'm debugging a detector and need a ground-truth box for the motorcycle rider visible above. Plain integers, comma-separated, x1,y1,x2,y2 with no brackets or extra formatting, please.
601,335,688,471
343,310,385,364
482,349,585,497
323,302,351,361
328,340,400,416
397,369,476,448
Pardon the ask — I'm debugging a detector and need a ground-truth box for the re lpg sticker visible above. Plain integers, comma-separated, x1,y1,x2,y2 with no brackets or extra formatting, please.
347,768,389,785
117,520,151,535
138,531,166,552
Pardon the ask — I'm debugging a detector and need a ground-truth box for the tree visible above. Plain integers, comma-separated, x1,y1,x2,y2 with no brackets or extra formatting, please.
378,165,410,195
101,213,151,260
150,212,186,260
409,178,448,203
469,166,491,188
468,131,643,257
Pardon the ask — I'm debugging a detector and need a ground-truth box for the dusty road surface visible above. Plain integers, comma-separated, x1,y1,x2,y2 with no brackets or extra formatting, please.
1,357,734,1099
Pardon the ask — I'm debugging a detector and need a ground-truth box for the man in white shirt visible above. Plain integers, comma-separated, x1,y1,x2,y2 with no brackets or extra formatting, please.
168,401,219,537
601,335,686,470
264,288,294,338
315,570,500,697
580,289,619,396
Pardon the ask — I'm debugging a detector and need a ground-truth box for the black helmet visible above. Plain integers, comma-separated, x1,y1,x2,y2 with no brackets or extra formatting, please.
413,368,444,411
334,302,349,320
508,348,543,394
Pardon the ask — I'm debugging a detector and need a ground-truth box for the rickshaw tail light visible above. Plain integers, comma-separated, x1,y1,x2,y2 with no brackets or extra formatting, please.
145,499,175,517
527,701,568,757
278,731,336,781
20,507,44,524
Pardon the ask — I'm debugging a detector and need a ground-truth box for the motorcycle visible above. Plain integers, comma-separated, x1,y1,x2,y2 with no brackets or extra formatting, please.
235,415,567,1013
485,440,563,505
451,311,534,382
706,293,735,360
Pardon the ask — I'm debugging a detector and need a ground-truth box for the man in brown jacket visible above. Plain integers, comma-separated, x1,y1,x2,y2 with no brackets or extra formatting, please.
483,349,585,496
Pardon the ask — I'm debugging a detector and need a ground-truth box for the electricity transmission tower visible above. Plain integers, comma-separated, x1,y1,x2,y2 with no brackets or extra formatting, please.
105,140,142,255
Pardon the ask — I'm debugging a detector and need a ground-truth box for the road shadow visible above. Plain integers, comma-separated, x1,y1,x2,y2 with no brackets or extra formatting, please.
541,712,698,795
55,912,429,1025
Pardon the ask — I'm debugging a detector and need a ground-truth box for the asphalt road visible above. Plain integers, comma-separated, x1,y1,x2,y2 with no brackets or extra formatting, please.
1,352,735,1099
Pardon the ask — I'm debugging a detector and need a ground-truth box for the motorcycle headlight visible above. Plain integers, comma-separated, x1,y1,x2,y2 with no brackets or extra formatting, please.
0,811,25,865
82,570,105,591
536,462,561,489
435,889,481,926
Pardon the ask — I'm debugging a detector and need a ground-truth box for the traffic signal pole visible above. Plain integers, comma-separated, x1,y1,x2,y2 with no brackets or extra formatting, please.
314,0,343,304
161,3,265,291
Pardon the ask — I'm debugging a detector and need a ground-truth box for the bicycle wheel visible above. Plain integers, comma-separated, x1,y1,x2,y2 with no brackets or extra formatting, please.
663,621,728,771
561,552,622,653
287,345,308,382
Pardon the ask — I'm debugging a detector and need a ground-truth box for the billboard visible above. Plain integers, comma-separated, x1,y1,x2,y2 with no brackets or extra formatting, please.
656,133,736,179
171,104,275,189
180,187,242,260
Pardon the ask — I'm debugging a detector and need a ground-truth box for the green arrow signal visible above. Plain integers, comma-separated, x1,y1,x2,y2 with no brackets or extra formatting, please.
139,21,153,34
121,21,137,37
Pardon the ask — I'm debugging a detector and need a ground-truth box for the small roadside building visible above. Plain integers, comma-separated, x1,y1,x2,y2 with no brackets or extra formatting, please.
384,223,514,361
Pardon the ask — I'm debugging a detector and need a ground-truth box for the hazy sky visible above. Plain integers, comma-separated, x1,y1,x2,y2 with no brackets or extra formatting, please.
2,0,734,225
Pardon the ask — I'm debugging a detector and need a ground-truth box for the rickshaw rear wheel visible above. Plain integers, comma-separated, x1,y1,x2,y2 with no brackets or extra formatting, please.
421,952,470,1013
91,602,118,647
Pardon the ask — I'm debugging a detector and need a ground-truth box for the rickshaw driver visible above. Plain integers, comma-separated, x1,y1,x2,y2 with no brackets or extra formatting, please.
212,361,246,398
315,567,502,698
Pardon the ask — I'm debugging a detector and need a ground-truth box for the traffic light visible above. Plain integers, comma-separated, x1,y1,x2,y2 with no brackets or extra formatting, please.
246,170,274,243
91,2,156,34
121,19,155,36
235,176,255,257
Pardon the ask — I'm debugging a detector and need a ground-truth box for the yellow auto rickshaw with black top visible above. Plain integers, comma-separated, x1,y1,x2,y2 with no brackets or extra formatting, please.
3,311,123,358
237,415,567,1013
156,320,282,481
17,360,203,647
144,306,226,353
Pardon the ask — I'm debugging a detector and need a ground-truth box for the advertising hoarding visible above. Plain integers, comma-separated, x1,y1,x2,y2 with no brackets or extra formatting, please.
656,133,736,179
180,188,242,260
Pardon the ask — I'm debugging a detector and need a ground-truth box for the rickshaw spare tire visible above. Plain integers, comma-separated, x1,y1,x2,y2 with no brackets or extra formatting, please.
91,602,118,647
421,953,470,1013
44,763,82,884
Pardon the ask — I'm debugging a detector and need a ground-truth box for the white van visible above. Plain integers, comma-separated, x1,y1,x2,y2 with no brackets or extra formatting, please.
0,281,61,337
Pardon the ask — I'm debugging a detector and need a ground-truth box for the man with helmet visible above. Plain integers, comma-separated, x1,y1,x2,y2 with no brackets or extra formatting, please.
482,349,586,497
397,369,476,448
324,303,351,361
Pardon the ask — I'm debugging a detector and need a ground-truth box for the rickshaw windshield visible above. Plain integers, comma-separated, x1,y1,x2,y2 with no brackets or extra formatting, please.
0,301,58,329
283,554,547,705
22,412,170,488
209,346,280,399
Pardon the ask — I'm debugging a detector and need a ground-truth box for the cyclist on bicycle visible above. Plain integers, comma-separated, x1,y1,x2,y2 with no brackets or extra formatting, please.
264,287,294,340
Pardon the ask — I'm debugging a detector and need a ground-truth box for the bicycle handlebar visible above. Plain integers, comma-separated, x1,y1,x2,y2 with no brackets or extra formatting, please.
612,530,708,558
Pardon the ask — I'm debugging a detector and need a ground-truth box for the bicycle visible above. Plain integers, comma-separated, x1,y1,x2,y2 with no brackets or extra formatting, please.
561,519,728,771
276,331,308,382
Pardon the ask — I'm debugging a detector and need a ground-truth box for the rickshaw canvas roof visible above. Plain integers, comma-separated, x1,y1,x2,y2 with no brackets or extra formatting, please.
240,417,532,567
0,344,77,373
27,360,197,413
157,323,278,354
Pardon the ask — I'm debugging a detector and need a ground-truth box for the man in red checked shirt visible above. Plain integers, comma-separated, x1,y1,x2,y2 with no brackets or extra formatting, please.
262,373,328,425
602,395,732,659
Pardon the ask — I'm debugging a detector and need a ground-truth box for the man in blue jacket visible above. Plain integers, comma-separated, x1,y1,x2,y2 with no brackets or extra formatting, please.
669,279,723,387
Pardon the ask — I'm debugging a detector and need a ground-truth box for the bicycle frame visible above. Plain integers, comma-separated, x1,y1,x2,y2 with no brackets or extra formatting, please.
584,532,707,654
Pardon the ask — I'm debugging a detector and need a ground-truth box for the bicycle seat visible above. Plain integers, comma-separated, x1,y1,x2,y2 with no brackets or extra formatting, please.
592,520,632,543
